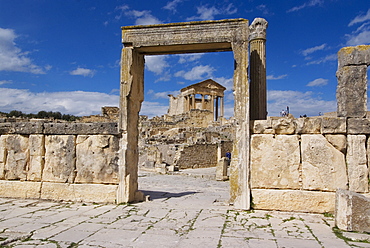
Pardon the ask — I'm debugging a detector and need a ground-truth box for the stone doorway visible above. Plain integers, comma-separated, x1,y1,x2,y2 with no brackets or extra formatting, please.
117,18,267,210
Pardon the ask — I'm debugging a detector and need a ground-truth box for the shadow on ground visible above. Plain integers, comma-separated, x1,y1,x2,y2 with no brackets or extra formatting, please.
140,190,198,200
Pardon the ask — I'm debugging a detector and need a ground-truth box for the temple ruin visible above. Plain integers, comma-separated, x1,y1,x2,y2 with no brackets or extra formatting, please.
0,18,370,219
168,79,226,120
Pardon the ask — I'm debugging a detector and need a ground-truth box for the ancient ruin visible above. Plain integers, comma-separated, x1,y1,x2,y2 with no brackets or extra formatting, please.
168,79,226,120
1,18,370,222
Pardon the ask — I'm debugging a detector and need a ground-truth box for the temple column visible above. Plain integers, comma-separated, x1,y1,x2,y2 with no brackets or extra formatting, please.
215,96,219,120
220,96,224,117
201,94,205,110
191,94,196,109
210,95,214,113
249,18,268,120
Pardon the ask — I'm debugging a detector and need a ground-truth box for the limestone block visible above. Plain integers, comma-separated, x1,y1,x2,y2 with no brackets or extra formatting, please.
321,117,346,134
325,134,346,153
271,118,296,134
0,123,13,135
216,157,228,181
40,182,117,203
335,189,370,232
337,45,370,69
251,119,274,134
0,135,5,179
252,189,335,213
347,135,368,193
301,134,347,191
0,180,41,198
251,134,300,189
296,117,321,134
43,135,76,183
27,135,45,181
348,118,370,134
75,135,119,184
336,65,367,118
4,134,29,180
12,122,43,134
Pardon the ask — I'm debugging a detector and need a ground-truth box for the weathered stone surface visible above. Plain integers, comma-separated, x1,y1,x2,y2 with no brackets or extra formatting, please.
251,119,274,134
43,135,76,183
335,189,370,232
252,189,335,213
271,117,296,134
296,117,321,134
216,157,228,181
0,135,5,179
43,123,119,135
321,117,346,134
4,134,29,180
27,135,45,181
12,122,43,134
337,45,370,69
251,134,300,189
75,135,119,184
348,118,370,134
325,134,346,153
174,144,218,169
40,182,117,203
301,134,347,191
0,180,41,198
347,135,368,193
336,65,367,118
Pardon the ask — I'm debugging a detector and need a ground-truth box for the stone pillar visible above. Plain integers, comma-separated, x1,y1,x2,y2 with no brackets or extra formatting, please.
118,47,145,203
230,21,250,210
249,18,268,120
210,95,214,113
191,94,196,109
336,45,370,118
201,94,205,110
220,96,224,117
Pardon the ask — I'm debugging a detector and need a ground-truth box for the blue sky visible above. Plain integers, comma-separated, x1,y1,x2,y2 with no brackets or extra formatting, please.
0,0,369,118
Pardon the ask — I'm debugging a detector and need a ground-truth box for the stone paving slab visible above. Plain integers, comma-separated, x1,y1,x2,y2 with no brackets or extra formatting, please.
0,170,370,247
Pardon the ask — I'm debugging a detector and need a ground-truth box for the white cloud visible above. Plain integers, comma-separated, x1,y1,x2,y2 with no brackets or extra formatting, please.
214,76,233,91
175,65,215,81
306,54,337,65
147,89,180,99
70,67,96,77
306,78,328,87
349,8,370,27
145,55,169,75
114,5,162,25
267,90,336,117
346,22,370,46
187,4,237,21
287,0,323,13
0,80,12,85
267,74,288,80
140,101,169,117
0,88,119,116
163,0,183,13
301,44,326,56
177,53,204,64
0,28,45,74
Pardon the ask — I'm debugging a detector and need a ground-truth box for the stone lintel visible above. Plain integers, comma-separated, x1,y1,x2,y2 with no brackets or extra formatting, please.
122,19,249,55
338,45,370,69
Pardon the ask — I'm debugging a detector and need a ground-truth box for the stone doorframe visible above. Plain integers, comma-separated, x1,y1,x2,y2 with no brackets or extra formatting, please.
117,18,267,210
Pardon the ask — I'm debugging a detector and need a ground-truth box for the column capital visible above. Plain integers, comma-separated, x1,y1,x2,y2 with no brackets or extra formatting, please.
249,18,268,41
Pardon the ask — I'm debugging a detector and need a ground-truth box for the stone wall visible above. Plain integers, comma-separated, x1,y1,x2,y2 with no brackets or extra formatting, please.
250,116,370,213
0,122,120,203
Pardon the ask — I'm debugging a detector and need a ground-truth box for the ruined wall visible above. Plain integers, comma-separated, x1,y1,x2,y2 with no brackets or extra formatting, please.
250,116,370,213
0,122,119,203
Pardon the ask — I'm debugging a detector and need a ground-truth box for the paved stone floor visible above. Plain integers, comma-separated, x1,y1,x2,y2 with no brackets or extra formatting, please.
1,170,370,247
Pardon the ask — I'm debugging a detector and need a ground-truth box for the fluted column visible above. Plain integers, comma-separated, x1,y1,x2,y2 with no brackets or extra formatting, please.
201,94,205,110
249,18,268,120
220,96,224,117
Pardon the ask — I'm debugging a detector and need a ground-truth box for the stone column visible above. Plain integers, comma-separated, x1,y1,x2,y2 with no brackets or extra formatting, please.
230,20,250,210
201,94,205,110
249,18,268,120
118,47,145,203
210,95,215,113
220,96,224,117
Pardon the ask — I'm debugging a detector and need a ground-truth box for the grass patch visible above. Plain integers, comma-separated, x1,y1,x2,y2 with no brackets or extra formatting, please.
282,217,296,223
